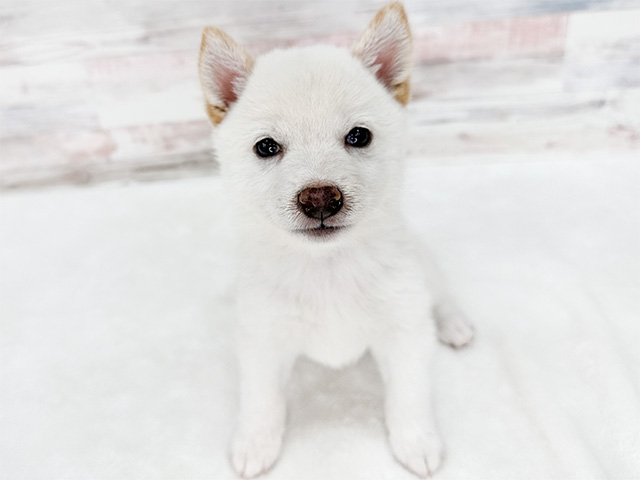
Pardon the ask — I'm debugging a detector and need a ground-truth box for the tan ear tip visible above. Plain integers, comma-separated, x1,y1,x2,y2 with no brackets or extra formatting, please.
201,26,232,43
200,27,235,56
387,1,405,9
383,2,409,21
200,27,214,48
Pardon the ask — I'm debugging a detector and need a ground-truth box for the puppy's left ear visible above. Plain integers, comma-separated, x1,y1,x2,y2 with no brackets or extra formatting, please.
352,2,413,105
199,27,254,125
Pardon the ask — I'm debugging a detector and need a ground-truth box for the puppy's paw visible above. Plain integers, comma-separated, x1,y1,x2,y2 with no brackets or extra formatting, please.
389,425,444,478
231,426,283,478
434,303,475,349
437,316,475,349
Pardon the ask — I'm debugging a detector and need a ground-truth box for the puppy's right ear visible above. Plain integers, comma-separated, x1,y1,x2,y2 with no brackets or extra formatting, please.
198,27,254,125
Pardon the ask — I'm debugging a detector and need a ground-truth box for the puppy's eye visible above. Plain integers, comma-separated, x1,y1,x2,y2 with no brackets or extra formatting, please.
254,138,281,158
345,127,371,148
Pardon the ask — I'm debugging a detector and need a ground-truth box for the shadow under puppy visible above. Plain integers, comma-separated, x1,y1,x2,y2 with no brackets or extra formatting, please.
198,2,474,477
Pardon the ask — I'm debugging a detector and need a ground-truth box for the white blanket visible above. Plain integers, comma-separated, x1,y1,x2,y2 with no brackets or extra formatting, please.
1,156,638,479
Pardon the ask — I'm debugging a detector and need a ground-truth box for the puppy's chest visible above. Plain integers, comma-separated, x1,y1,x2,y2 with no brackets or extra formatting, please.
280,257,385,366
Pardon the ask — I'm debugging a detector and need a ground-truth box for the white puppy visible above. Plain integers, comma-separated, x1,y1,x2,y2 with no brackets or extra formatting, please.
198,3,474,478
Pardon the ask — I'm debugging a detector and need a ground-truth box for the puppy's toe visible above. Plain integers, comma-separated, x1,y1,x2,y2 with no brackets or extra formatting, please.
437,317,475,349
231,427,283,478
434,302,475,349
389,426,443,478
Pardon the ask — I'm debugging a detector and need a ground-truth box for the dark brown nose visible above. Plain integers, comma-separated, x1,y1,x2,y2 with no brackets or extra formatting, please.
298,185,343,220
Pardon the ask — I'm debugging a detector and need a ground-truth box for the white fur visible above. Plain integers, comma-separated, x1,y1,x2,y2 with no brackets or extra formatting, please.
199,3,474,478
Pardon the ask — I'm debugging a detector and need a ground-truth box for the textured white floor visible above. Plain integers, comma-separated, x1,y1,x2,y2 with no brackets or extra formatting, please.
1,155,639,480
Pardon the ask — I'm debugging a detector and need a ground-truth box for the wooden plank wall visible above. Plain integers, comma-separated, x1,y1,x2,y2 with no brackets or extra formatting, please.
1,0,639,189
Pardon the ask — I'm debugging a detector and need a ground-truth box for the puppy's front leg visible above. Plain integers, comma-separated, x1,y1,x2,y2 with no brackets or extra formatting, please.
231,337,293,478
373,330,443,478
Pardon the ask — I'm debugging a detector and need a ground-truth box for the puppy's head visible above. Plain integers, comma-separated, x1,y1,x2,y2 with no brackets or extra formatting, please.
199,2,412,244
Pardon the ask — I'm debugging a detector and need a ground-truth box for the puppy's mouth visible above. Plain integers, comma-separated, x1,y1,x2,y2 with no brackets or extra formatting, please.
296,224,346,238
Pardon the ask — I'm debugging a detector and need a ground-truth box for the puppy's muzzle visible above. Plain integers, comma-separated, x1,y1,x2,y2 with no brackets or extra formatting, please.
297,185,343,220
